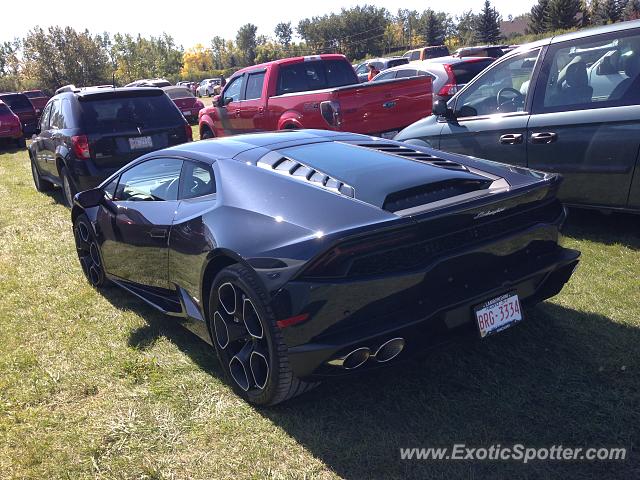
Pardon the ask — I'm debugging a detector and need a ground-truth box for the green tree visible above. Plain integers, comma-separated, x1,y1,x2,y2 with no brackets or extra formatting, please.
236,23,258,66
601,0,625,23
456,10,478,45
624,0,640,19
547,0,581,29
474,0,502,44
529,0,550,33
274,22,293,48
421,10,450,46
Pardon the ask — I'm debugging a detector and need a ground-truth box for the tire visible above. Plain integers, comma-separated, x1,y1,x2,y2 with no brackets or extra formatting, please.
30,155,54,192
208,264,318,406
73,213,109,289
201,128,214,140
61,167,76,208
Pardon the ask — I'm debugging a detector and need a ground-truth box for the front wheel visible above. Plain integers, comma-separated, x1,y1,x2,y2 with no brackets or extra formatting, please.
73,213,108,288
201,128,214,140
31,155,54,192
208,264,318,406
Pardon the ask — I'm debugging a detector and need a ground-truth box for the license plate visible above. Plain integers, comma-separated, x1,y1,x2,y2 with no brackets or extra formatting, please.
474,292,522,338
182,110,192,116
380,130,399,139
129,136,153,150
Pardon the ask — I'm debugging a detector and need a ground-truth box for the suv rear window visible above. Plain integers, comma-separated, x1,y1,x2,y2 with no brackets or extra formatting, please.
276,60,357,95
387,58,409,68
0,93,32,110
79,93,183,133
424,47,449,59
0,104,11,114
24,91,45,98
164,87,194,100
452,60,494,84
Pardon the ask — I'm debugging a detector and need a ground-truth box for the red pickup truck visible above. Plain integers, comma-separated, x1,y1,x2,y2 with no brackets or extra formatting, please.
198,54,432,139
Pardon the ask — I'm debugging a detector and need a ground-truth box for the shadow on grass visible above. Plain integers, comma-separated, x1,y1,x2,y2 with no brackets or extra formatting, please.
102,280,638,479
563,208,640,250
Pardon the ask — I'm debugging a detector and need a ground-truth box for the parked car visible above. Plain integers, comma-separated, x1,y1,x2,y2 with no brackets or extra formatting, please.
373,56,494,103
0,100,24,147
353,57,409,83
196,79,221,97
452,45,507,59
22,89,50,117
403,45,450,62
162,86,204,125
125,78,172,88
0,92,38,136
29,86,192,207
70,129,580,405
395,20,640,213
198,54,433,140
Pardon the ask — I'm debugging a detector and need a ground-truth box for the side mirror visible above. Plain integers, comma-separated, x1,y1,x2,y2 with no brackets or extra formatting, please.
34,126,41,135
433,99,453,118
75,187,105,209
223,97,233,106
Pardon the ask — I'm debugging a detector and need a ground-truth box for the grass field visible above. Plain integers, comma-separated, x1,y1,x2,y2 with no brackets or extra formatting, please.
0,139,638,479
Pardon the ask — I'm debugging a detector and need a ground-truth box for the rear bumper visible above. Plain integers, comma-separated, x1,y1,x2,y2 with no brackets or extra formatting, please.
273,225,580,379
67,158,118,192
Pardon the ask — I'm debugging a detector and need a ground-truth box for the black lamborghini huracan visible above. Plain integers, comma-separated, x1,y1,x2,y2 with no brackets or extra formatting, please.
72,129,580,405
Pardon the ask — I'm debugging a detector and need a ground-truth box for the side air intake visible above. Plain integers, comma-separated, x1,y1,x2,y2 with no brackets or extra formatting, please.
355,142,469,172
257,152,355,198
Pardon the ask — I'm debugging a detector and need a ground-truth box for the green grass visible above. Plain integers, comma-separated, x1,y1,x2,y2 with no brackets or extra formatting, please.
0,143,638,479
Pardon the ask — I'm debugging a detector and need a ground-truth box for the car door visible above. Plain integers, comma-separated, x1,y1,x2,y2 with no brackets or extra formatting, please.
437,48,542,167
34,102,53,175
39,99,61,177
239,70,267,132
527,27,640,209
96,157,183,289
213,75,245,136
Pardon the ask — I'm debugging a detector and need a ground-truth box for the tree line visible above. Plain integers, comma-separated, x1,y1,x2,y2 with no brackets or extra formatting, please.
1,1,639,93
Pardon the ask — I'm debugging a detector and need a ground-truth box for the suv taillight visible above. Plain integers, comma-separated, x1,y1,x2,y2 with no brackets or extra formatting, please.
71,135,91,159
184,124,193,142
320,101,342,128
438,64,459,97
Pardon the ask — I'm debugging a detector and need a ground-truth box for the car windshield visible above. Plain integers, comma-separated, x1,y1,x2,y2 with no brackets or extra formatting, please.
24,91,45,98
164,88,194,100
0,94,32,110
80,94,183,133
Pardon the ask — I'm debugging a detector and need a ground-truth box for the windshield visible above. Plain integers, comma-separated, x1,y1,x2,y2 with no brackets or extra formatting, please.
0,94,32,110
80,94,183,133
164,88,194,100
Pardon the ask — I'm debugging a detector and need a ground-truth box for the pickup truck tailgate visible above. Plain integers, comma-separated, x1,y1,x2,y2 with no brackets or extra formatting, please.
332,76,432,136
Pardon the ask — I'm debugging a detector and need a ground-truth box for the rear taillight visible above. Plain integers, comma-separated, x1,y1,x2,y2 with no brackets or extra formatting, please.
301,231,418,278
438,64,459,97
320,101,342,128
71,135,91,159
184,124,193,142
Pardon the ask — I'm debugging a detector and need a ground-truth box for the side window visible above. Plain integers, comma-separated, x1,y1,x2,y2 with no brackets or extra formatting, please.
222,76,243,104
396,69,418,78
454,49,540,118
355,64,368,74
180,161,215,199
373,71,396,81
244,72,265,100
39,102,53,131
49,99,62,129
114,158,183,202
103,176,119,199
410,51,420,61
533,30,640,113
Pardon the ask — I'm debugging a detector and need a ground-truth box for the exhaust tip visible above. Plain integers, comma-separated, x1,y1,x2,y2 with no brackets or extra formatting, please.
374,337,405,363
328,347,371,370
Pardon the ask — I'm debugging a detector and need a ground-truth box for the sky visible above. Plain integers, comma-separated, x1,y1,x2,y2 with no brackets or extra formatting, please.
2,0,533,47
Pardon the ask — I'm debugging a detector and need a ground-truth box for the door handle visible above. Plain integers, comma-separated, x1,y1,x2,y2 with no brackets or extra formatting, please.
530,132,558,144
499,133,523,145
258,106,264,114
149,228,167,239
235,109,241,117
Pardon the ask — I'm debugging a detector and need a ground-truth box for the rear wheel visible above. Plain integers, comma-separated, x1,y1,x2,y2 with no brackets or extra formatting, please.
208,264,318,406
73,213,108,288
61,167,76,208
31,155,54,192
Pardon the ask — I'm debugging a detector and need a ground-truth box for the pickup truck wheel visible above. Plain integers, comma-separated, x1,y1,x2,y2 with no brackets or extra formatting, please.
201,128,214,140
208,264,319,406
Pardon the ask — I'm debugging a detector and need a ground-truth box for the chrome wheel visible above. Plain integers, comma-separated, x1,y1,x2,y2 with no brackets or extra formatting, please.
74,215,105,288
213,281,270,392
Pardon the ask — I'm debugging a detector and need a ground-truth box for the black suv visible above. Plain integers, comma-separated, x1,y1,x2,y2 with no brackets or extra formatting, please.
29,87,192,206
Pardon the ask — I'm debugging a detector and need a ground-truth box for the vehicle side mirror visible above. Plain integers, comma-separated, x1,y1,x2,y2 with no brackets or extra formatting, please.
223,97,233,106
34,126,41,135
75,187,105,209
433,99,454,119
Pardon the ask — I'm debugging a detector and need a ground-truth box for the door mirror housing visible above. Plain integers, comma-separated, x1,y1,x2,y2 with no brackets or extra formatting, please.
75,187,105,209
433,99,454,119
